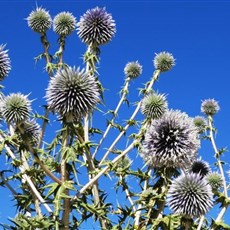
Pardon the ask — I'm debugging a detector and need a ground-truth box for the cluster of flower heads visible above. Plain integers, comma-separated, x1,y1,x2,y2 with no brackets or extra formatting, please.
27,7,76,37
46,66,100,123
27,6,116,48
0,93,41,147
140,109,200,169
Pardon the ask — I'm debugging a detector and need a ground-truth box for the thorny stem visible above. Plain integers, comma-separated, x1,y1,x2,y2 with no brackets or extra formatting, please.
16,124,62,185
208,116,229,224
73,142,135,199
61,126,70,230
134,169,152,228
0,173,18,196
99,69,161,167
0,134,52,213
93,77,131,159
82,46,109,229
119,175,137,212
40,33,52,78
21,151,43,218
56,36,65,68
37,107,49,148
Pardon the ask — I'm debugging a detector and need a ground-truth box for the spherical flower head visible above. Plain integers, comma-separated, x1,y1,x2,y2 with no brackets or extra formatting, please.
124,61,142,79
189,158,210,177
141,92,168,120
201,99,220,116
140,110,200,168
27,7,52,33
53,12,77,37
206,172,223,191
77,7,116,47
46,66,100,123
167,173,213,217
16,120,41,148
153,52,175,72
0,93,31,124
193,116,207,134
0,44,11,81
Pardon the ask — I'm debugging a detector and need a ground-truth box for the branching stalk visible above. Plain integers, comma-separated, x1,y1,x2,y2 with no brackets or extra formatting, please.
208,116,229,224
93,77,131,159
99,69,161,167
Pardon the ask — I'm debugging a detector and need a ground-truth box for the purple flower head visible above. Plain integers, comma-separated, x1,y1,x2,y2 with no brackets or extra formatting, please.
140,110,200,168
77,7,116,47
167,173,213,217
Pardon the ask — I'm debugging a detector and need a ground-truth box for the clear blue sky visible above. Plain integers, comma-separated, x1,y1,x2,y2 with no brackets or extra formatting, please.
0,0,230,227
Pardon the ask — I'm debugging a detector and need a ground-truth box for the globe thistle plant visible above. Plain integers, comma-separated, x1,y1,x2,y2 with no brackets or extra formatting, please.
167,173,213,217
77,7,116,47
46,66,100,123
153,52,175,72
201,99,220,116
206,172,223,191
124,61,142,79
0,44,11,81
53,12,77,37
189,158,211,177
193,116,207,134
0,93,31,124
140,92,168,120
27,7,52,33
140,110,200,168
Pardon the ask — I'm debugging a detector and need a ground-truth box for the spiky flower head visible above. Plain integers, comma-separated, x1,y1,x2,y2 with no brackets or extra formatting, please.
201,99,220,116
46,66,100,123
124,61,142,79
0,93,31,124
189,158,210,177
206,172,223,191
27,7,52,33
0,45,11,81
141,92,168,120
77,7,116,47
153,52,175,72
193,116,207,134
140,110,200,168
53,12,77,37
167,173,213,217
16,120,41,148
